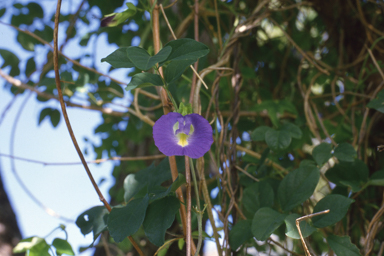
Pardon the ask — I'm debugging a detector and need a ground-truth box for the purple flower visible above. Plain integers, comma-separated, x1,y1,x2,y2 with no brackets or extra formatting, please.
153,112,213,158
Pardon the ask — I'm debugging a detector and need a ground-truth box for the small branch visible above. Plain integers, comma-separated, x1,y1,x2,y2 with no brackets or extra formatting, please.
268,237,303,256
234,165,259,182
53,1,144,255
8,91,73,223
296,210,330,256
0,68,157,125
0,153,166,166
224,142,287,173
0,21,160,101
159,4,208,90
190,158,203,256
269,18,330,75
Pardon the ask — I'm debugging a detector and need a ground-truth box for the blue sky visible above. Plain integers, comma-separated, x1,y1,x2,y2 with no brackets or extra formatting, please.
0,0,128,254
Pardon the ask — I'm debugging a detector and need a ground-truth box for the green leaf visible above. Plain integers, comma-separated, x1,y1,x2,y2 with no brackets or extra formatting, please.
327,235,362,256
159,38,210,64
281,123,302,139
368,170,384,186
284,214,317,239
159,38,209,83
251,207,287,241
17,32,37,51
367,90,384,113
38,108,61,127
242,181,274,216
164,59,197,84
27,2,44,19
171,174,186,192
50,109,61,127
143,196,180,246
25,57,36,75
251,126,273,141
0,9,5,18
124,157,184,202
102,2,136,27
265,130,291,151
75,206,109,240
229,220,253,251
52,238,75,256
101,47,135,68
126,46,171,71
333,143,357,162
278,165,320,212
108,196,149,243
254,100,280,127
14,237,50,256
0,49,20,76
312,143,333,166
126,73,163,91
326,159,369,192
312,194,354,228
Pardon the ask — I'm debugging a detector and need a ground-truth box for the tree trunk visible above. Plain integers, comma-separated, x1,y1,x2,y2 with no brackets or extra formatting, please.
0,165,23,256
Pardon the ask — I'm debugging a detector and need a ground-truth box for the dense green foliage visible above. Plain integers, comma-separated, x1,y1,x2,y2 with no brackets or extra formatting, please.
2,0,384,255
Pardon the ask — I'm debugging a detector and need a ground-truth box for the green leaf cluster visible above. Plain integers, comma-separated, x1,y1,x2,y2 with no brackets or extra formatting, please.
102,38,209,91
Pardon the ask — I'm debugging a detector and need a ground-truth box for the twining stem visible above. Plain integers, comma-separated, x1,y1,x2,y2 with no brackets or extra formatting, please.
53,1,144,255
189,158,203,256
150,2,197,255
185,156,192,256
198,157,222,255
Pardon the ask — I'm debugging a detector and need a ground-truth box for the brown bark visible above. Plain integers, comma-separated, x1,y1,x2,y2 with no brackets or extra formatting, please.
0,165,23,256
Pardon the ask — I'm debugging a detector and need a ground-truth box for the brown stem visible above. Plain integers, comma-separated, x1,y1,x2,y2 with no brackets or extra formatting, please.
151,2,198,255
53,1,144,255
0,153,166,166
185,156,192,256
189,0,200,105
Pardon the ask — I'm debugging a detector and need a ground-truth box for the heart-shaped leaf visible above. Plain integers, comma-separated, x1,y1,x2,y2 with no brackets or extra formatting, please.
278,165,320,212
126,46,171,71
101,47,135,68
108,196,149,243
126,73,163,91
251,207,287,241
312,194,354,228
143,196,180,246
265,130,291,151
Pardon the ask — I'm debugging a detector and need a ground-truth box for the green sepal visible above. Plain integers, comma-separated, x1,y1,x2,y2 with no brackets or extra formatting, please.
178,102,193,116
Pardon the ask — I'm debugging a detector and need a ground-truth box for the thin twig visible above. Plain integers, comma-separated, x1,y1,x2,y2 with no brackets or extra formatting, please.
159,4,208,90
296,209,330,256
0,153,166,165
269,18,330,75
224,142,287,173
185,156,192,256
53,1,144,255
8,91,73,222
234,165,259,182
0,21,160,101
152,2,197,255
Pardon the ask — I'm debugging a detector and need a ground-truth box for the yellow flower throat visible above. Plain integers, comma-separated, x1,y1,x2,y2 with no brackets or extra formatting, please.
173,121,195,147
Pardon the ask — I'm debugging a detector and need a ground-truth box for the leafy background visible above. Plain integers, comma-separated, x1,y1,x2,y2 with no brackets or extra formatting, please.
1,0,384,256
